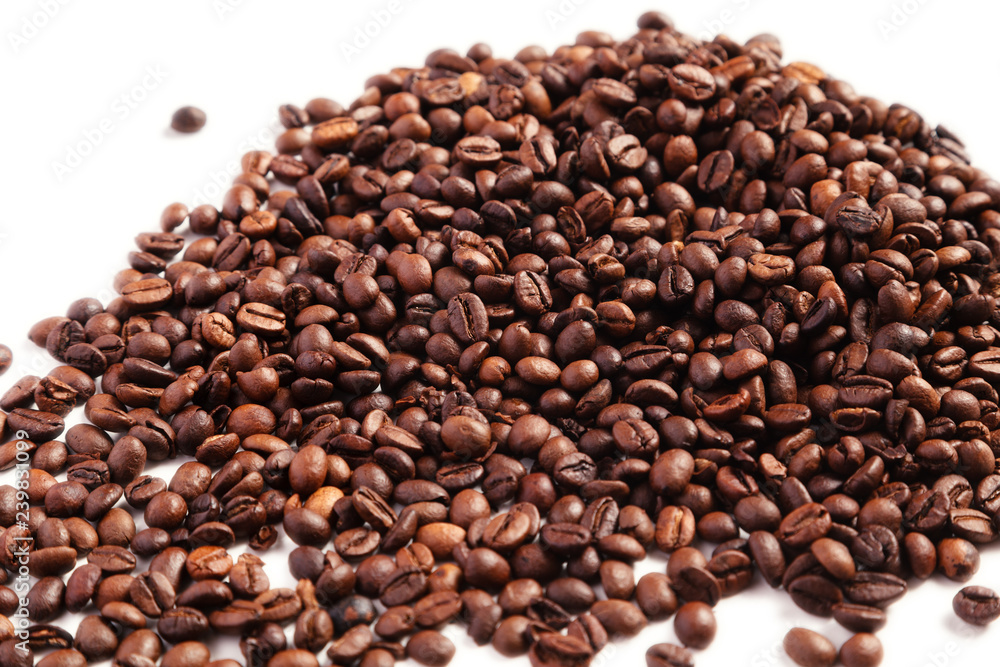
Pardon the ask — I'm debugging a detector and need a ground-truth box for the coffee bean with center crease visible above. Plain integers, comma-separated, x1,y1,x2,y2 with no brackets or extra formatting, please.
158,606,210,643
953,585,1000,626
788,575,843,616
529,632,593,667
88,545,137,574
130,571,176,617
448,293,489,344
209,599,265,635
646,643,694,667
186,545,233,580
832,602,887,633
7,408,65,441
843,571,906,608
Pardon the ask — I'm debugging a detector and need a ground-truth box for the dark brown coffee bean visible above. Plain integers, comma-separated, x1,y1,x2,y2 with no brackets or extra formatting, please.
788,575,843,616
74,615,118,661
171,106,207,133
590,599,647,637
953,585,1000,626
673,601,716,649
784,627,837,667
839,632,883,667
27,576,65,622
843,571,906,608
529,632,594,667
37,649,88,667
405,629,454,666
832,602,887,633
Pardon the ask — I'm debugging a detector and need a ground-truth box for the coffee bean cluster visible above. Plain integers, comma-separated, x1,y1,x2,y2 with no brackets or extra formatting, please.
4,10,1000,667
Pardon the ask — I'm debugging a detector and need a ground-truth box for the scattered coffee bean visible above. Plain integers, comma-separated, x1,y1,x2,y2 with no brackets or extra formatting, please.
953,585,1000,626
784,627,837,667
839,633,883,667
673,601,716,649
171,106,206,133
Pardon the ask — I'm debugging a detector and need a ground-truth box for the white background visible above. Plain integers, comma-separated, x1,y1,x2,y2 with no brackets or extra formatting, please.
1,0,998,665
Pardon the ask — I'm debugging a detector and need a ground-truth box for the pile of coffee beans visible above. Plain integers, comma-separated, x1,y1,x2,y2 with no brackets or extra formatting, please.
5,9,1000,667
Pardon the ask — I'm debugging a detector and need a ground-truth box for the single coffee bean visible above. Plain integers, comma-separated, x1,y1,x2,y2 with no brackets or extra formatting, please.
405,629,455,666
172,106,207,133
646,643,694,667
590,599,647,637
953,585,1000,626
27,576,65,622
673,601,716,649
36,649,87,667
832,602,887,633
938,537,980,582
784,627,837,667
74,615,119,661
840,633,883,667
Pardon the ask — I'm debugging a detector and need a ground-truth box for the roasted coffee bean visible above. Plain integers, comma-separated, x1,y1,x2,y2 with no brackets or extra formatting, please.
529,632,594,667
263,648,320,667
590,599,647,637
953,585,1000,626
843,572,906,608
937,538,980,582
832,602,887,633
171,106,207,133
74,615,119,661
784,627,837,667
186,545,233,580
27,576,65,622
65,563,102,612
130,571,175,617
840,633,884,667
673,601,716,649
8,408,65,441
671,565,721,606
88,545,137,574
37,649,87,667
209,599,265,634
102,600,147,629
330,594,377,634
406,629,455,666
788,575,843,616
161,641,211,667
12,17,1000,667
0,344,11,376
